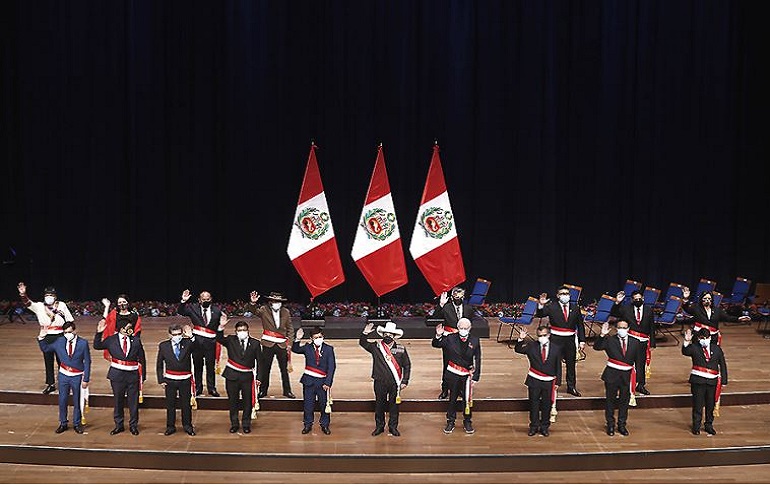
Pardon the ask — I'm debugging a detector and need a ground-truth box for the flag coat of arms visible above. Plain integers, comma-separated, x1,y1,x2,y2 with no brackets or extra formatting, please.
351,145,408,296
409,144,466,295
287,144,345,298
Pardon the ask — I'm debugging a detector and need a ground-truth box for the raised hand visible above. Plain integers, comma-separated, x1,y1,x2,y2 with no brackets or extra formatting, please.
363,322,375,335
616,291,625,304
181,289,191,302
220,312,229,327
97,319,107,333
539,293,549,305
435,323,445,337
600,321,610,336
182,325,193,338
249,291,260,303
295,328,305,341
684,328,693,342
518,328,528,340
101,298,111,308
17,282,26,295
439,291,449,307
682,287,690,300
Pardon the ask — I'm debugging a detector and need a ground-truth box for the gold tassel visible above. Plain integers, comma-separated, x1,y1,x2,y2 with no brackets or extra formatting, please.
215,364,221,375
325,389,333,414
139,390,144,404
714,399,720,417
288,362,293,373
646,363,651,380
191,395,198,410
550,402,558,423
629,393,637,407
395,391,402,405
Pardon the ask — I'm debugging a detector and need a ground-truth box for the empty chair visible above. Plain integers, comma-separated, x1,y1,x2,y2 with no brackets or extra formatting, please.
723,277,752,305
622,280,643,304
583,294,616,339
562,284,583,306
658,282,686,310
467,278,492,306
497,297,538,343
655,296,683,345
694,278,717,298
712,291,723,308
643,287,661,307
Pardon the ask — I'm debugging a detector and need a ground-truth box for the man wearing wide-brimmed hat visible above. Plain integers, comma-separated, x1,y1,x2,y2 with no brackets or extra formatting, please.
246,291,296,399
360,321,411,437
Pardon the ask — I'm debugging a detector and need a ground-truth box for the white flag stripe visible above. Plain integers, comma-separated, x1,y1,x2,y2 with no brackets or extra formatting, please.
286,191,336,260
408,191,457,259
351,193,401,261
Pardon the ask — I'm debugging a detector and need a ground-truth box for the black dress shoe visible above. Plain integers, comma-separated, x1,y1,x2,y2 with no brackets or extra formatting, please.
208,389,220,397
110,426,125,435
302,425,312,434
74,425,84,434
606,426,615,436
618,426,629,436
567,387,582,397
242,427,251,434
372,427,385,436
185,428,196,436
389,428,401,437
164,427,176,436
540,428,550,437
438,390,449,400
283,392,296,399
691,428,701,435
55,424,68,434
636,385,651,395
195,390,203,397
321,426,331,435
130,427,139,436
257,391,267,399
704,426,717,435
42,384,56,395
528,427,538,436
229,426,239,433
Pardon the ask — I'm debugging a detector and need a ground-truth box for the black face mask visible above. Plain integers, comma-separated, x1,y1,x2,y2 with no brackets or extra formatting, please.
201,301,211,308
118,303,129,311
452,298,463,305
633,300,643,308
382,336,394,345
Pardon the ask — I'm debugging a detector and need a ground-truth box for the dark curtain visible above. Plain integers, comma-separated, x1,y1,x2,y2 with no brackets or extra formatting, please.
1,1,767,304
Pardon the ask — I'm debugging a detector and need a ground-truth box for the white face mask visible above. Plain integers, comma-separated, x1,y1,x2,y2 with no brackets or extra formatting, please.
616,328,629,338
44,296,55,305
537,335,550,345
558,295,570,305
699,338,711,348
64,332,75,342
271,302,282,311
313,337,324,347
171,335,183,345
236,330,249,341
458,329,470,338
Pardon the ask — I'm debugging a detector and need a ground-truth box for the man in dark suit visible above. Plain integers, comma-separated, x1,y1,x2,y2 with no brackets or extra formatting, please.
177,289,223,397
37,322,91,434
611,289,656,395
216,317,261,434
246,291,296,399
360,321,412,437
94,319,146,435
156,324,198,436
593,320,643,436
682,288,751,345
536,286,586,396
292,326,336,435
514,325,563,437
433,286,475,399
432,317,481,434
682,327,728,436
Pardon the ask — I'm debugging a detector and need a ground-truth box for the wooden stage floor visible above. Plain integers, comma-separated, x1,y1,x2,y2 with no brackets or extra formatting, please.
1,318,770,481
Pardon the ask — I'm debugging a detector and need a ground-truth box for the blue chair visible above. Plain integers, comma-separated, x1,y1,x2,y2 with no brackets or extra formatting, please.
695,278,717,299
563,283,583,306
498,297,538,342
723,277,751,305
657,282,686,311
467,278,491,306
584,294,616,339
655,296,683,345
622,279,643,304
643,286,661,307
712,291,723,308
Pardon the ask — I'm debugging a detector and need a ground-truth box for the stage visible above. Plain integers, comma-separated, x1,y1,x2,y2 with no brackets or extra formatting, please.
1,318,770,482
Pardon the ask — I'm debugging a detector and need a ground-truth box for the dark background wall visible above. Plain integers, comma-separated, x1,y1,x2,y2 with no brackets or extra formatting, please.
1,1,767,304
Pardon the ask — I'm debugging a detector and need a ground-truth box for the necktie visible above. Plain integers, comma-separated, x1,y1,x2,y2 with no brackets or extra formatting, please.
621,337,627,356
541,344,547,362
636,307,641,323
704,346,710,361
203,308,209,325
242,340,248,352
122,336,128,356
174,343,180,359
455,305,462,317
68,341,74,358
315,346,321,365
562,304,568,321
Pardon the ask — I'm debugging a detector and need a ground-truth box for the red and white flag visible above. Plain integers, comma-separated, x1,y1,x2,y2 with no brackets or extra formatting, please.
287,144,345,298
409,144,465,295
351,145,408,296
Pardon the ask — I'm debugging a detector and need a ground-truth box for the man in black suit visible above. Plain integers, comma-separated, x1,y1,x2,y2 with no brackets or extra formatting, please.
432,317,481,434
682,327,728,436
611,290,655,395
178,288,223,397
593,320,643,436
536,286,586,396
93,319,146,436
514,325,563,437
433,286,475,399
682,288,751,345
156,324,198,436
216,317,262,434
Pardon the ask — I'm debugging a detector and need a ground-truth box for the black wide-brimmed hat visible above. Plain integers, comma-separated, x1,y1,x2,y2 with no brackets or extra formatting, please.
265,291,288,302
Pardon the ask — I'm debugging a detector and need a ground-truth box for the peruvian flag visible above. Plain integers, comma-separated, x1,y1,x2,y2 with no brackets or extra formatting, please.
287,144,345,298
351,145,408,296
409,144,465,295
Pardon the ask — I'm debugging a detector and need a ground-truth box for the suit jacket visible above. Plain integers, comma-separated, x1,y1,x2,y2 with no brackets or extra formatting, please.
216,330,261,381
536,301,586,343
433,301,475,330
38,335,92,383
610,303,656,348
245,303,295,349
292,341,336,387
593,334,643,384
514,339,563,388
682,302,740,331
682,341,728,385
93,332,147,382
432,333,481,382
359,334,412,386
156,338,197,384
177,302,223,338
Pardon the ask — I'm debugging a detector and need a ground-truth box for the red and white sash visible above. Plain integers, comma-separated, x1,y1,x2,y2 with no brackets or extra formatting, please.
378,341,403,385
447,361,471,376
192,325,216,339
225,358,253,373
303,365,328,379
443,326,459,335
163,369,192,380
527,367,556,381
693,322,722,346
606,358,633,372
59,363,84,377
110,358,139,371
691,365,722,402
628,329,649,342
549,325,576,337
262,329,288,344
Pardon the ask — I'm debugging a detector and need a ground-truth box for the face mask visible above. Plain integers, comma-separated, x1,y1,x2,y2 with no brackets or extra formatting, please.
313,337,324,347
118,303,129,311
702,299,712,307
201,301,211,309
44,296,55,305
458,329,470,338
64,332,75,342
558,295,570,305
537,335,550,345
699,338,711,347
452,298,463,305
616,328,629,338
236,330,249,341
171,335,183,345
633,300,643,308
271,302,282,311
382,335,394,345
